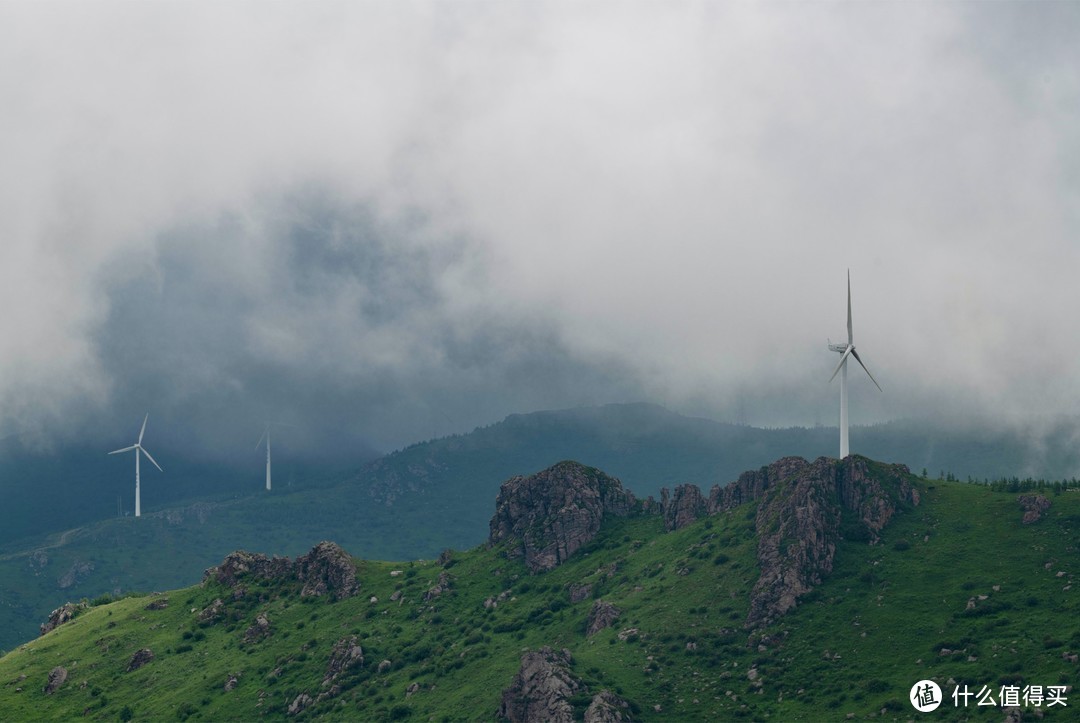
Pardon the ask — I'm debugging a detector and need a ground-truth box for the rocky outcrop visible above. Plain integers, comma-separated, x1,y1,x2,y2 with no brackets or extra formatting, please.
198,598,225,625
567,583,592,603
39,601,88,636
323,636,364,687
296,542,359,600
145,596,169,611
205,550,290,588
424,571,453,601
489,461,636,573
1018,494,1052,524
586,600,621,636
661,484,708,531
43,666,67,695
584,690,633,722
56,560,94,590
288,692,313,716
243,613,271,643
126,648,154,672
744,455,919,628
498,647,580,723
202,542,359,601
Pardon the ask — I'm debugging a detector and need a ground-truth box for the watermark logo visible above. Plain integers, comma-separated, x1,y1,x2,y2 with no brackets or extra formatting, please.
910,680,942,712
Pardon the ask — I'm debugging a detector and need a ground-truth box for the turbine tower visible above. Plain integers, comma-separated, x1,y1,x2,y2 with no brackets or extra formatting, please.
108,413,163,518
256,422,294,491
827,271,881,458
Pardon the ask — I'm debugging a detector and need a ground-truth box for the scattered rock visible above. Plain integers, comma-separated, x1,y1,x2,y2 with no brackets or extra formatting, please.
617,628,640,641
126,648,154,672
323,636,364,687
243,613,271,644
498,647,580,723
406,681,420,697
391,590,403,602
568,583,593,603
43,666,67,695
40,602,88,636
489,461,636,573
29,549,49,573
198,598,225,625
1018,494,1052,524
437,549,454,566
224,673,240,691
145,597,169,611
424,571,453,601
586,600,621,637
378,660,392,674
287,692,313,716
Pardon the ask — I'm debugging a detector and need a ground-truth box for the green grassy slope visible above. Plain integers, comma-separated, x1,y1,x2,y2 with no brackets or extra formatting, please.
1,472,1076,721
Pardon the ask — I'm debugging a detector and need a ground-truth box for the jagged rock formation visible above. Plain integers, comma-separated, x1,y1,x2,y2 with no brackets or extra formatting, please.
43,666,67,695
649,456,919,628
489,461,636,572
498,647,580,723
424,571,453,601
585,690,633,722
202,542,359,601
323,636,364,687
660,484,708,531
1018,494,1051,524
288,692,313,716
206,550,291,588
39,601,88,636
296,542,360,600
586,600,621,637
126,648,154,672
717,456,918,629
498,647,632,723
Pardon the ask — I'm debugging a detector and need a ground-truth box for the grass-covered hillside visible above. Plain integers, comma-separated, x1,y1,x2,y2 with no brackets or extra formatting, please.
1,458,1076,721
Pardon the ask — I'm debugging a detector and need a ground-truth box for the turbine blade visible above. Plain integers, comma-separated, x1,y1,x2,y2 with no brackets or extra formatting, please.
138,413,148,445
850,349,883,392
108,445,136,455
828,346,853,383
256,430,267,450
847,270,853,345
140,446,164,472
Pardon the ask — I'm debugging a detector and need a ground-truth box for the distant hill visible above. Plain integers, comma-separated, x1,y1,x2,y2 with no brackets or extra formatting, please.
1,456,1076,720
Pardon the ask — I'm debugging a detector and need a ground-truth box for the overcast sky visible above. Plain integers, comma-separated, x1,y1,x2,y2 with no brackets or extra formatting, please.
2,2,1078,456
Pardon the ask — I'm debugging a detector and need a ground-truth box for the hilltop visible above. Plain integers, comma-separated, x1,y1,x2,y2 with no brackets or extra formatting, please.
4,403,1080,652
2,456,1076,721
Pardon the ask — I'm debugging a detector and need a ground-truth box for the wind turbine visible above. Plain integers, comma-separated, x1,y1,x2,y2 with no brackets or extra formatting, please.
256,422,294,491
827,271,882,459
108,413,163,518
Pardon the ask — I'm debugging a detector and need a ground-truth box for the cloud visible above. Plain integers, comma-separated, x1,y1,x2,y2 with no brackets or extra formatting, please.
1,2,1079,453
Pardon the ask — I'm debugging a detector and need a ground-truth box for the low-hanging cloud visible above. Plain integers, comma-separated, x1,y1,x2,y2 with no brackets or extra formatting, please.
2,2,1080,456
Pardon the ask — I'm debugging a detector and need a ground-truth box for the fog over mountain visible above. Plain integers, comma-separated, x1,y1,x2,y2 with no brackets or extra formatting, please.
2,2,1079,460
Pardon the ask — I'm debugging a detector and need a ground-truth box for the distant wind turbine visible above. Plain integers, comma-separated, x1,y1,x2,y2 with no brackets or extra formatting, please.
108,413,163,518
827,271,882,459
256,422,295,491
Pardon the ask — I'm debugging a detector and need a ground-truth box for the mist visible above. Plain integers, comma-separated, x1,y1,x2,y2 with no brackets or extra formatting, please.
2,2,1079,460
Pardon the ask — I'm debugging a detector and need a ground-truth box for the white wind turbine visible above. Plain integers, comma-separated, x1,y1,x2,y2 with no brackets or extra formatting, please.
256,422,294,491
108,413,163,518
827,271,882,459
